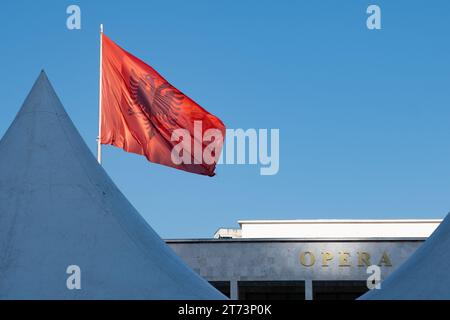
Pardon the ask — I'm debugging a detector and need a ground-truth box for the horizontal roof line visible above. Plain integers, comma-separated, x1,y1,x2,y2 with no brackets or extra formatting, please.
165,237,428,243
237,219,443,225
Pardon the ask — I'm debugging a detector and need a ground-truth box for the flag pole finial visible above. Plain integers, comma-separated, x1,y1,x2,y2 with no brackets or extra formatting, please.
100,24,104,33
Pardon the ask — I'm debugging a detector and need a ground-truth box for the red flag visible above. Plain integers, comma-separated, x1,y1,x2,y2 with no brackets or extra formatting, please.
100,34,225,176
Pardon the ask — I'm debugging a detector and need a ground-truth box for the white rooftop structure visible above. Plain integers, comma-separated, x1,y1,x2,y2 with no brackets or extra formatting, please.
215,219,442,239
0,71,225,299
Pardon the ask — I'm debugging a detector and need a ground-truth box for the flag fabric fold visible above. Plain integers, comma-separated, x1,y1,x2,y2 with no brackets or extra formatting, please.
100,34,225,176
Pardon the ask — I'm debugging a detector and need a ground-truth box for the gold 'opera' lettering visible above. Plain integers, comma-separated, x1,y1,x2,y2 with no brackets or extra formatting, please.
357,252,371,267
300,251,315,267
321,251,333,267
338,251,351,267
299,250,392,268
378,251,392,267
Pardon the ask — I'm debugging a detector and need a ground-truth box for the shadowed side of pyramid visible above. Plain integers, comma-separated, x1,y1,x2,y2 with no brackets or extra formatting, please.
0,71,225,299
360,213,450,300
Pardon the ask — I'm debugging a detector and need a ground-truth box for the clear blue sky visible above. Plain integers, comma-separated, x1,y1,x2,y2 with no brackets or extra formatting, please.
1,1,450,238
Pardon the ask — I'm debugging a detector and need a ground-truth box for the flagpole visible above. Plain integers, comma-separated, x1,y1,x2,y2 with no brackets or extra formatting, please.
97,24,104,164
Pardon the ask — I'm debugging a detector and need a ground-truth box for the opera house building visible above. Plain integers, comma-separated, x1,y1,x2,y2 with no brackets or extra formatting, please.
167,219,441,300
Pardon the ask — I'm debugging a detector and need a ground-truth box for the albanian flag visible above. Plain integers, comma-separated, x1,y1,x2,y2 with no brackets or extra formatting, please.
100,34,225,176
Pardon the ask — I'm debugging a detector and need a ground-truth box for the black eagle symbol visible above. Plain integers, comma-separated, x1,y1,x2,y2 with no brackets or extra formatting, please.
129,69,184,138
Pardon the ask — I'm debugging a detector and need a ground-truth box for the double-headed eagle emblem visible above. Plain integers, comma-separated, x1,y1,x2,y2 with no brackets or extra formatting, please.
129,69,184,138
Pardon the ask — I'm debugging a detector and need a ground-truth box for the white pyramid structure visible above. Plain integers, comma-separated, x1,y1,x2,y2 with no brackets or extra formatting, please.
0,71,225,299
360,215,450,299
